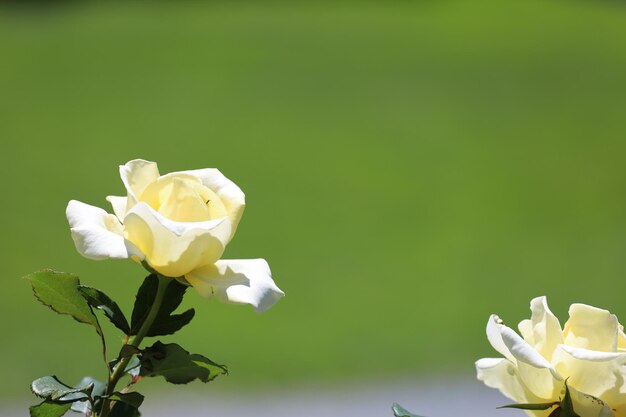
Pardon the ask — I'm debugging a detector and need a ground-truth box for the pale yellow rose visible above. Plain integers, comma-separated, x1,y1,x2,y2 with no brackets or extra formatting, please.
476,296,626,417
66,159,284,312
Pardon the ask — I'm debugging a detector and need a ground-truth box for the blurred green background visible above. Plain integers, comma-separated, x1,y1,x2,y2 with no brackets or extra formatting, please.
2,0,626,403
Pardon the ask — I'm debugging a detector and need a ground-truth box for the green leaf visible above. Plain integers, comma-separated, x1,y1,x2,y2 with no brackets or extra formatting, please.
140,341,228,384
70,377,106,415
79,286,131,334
108,392,145,409
31,376,93,402
109,401,141,417
148,308,195,336
130,274,160,331
29,401,72,417
498,402,559,411
130,275,195,337
120,344,142,359
391,403,425,417
26,270,102,337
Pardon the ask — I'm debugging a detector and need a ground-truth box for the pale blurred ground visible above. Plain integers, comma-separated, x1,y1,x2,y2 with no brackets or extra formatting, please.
5,375,514,417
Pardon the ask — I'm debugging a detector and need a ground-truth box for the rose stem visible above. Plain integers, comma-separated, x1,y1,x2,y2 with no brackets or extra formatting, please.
98,274,170,417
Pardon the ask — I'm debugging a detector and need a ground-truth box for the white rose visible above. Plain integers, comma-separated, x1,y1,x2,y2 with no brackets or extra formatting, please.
476,296,626,417
66,159,284,313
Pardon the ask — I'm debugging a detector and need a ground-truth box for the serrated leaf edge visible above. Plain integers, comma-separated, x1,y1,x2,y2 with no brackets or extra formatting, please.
26,270,102,336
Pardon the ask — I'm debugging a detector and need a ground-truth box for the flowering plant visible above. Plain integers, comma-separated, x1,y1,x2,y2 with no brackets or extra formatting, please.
26,160,283,417
476,296,625,417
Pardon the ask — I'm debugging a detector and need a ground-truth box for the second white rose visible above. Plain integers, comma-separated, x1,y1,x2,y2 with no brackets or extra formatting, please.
476,296,626,417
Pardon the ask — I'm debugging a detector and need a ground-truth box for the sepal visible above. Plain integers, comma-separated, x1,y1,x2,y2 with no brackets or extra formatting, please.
499,382,580,417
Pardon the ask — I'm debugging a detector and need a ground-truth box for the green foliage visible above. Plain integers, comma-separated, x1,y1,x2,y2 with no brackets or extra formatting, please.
30,374,144,417
392,403,425,417
79,286,131,335
31,376,93,402
26,270,102,338
119,345,141,359
109,401,140,417
139,341,227,384
70,377,105,415
130,275,195,337
29,401,72,417
25,271,221,416
108,392,145,409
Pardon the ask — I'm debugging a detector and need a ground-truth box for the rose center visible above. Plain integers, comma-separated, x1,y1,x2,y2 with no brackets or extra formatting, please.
139,174,228,222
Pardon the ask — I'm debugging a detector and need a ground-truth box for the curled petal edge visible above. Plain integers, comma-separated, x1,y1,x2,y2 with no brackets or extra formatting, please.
185,258,284,313
66,200,143,261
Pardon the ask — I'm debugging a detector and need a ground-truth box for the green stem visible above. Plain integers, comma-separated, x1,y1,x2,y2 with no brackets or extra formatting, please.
98,275,170,417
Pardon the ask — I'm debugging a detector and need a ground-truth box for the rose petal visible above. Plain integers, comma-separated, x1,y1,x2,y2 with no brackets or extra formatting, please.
599,374,626,417
552,344,626,400
518,319,534,345
501,327,560,399
185,259,284,313
501,326,554,369
517,296,563,361
123,202,231,277
182,168,245,239
119,159,160,208
66,200,140,260
106,195,128,221
476,358,546,405
487,315,559,399
618,325,626,352
563,304,619,352
488,315,554,369
487,315,517,363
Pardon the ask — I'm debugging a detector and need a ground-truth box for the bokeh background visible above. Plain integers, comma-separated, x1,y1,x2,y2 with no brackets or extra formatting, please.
2,0,626,414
